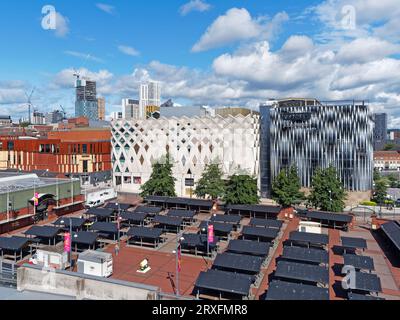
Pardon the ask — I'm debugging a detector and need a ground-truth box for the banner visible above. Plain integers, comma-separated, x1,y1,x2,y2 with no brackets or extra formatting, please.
177,244,182,273
34,192,39,207
208,224,214,244
64,233,71,253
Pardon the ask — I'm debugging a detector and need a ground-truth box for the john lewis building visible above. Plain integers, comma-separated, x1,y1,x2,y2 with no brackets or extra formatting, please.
260,99,374,198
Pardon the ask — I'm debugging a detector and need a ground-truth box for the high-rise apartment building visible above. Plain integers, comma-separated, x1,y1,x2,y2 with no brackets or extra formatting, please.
122,99,140,120
45,110,64,124
75,79,99,120
260,99,374,196
139,81,161,118
98,97,106,121
373,113,388,150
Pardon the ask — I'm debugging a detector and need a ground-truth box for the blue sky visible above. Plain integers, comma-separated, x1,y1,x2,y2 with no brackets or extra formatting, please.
0,0,399,126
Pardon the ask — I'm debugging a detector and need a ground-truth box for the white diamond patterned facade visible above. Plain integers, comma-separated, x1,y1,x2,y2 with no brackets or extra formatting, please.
111,114,260,196
270,102,374,191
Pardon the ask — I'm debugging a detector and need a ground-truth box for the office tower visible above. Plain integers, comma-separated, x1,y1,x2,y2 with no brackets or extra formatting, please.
263,99,373,193
373,113,388,149
122,99,140,120
75,80,99,120
139,81,161,118
45,110,64,124
98,97,106,121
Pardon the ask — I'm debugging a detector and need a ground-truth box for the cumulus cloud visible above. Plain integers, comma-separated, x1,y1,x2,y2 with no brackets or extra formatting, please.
192,8,288,52
118,45,140,57
54,12,69,38
96,3,115,15
180,0,211,16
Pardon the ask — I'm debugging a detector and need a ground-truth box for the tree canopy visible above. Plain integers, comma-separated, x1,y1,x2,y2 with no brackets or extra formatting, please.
271,166,304,208
194,163,225,200
308,166,347,212
140,153,176,198
224,174,260,205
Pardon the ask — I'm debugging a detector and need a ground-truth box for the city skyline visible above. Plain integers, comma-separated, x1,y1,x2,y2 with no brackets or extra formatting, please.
0,1,399,126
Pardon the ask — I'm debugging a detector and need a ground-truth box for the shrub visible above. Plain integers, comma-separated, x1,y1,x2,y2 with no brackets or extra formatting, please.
360,201,377,206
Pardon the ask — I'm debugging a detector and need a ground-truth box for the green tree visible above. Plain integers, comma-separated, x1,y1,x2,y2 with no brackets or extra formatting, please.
374,179,388,208
387,173,399,188
271,166,304,208
308,166,347,212
384,143,396,151
140,153,176,197
373,169,381,182
194,163,225,199
224,175,260,205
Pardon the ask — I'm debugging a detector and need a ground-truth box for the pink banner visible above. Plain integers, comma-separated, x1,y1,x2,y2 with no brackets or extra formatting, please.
64,233,71,252
208,224,214,243
34,192,39,207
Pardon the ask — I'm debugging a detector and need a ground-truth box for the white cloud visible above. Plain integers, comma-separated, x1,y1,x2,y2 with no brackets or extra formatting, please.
192,8,288,52
180,0,211,16
54,12,69,38
64,51,105,63
118,45,140,57
96,3,115,15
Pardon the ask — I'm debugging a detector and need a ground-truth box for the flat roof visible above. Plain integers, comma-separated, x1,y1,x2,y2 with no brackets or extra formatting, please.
266,280,329,300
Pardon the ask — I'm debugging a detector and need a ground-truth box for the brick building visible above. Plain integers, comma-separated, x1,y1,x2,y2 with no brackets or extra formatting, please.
374,151,400,171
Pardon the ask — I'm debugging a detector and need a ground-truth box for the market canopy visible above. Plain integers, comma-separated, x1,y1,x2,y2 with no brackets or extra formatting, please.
199,221,234,234
121,212,148,223
274,260,329,285
343,254,375,271
166,209,196,219
71,232,98,245
0,236,30,251
53,217,87,229
134,206,162,215
381,221,400,252
90,222,119,233
24,226,62,238
227,240,270,257
348,272,382,293
282,246,329,265
249,218,283,230
104,203,132,211
242,226,279,241
288,231,329,246
266,280,329,300
225,204,281,218
341,237,367,250
127,227,164,239
210,215,241,225
181,233,218,249
212,252,264,274
86,208,115,219
195,269,253,297
153,215,183,227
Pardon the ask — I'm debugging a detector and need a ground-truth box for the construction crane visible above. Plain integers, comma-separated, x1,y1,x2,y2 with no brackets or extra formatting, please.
24,88,35,124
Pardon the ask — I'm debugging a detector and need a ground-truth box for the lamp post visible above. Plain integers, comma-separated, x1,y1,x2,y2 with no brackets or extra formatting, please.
115,202,122,246
61,217,74,270
201,214,217,258
172,235,184,297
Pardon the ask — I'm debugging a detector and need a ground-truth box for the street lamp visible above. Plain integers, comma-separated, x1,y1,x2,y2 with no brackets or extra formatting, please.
172,235,185,297
115,202,123,246
60,217,76,270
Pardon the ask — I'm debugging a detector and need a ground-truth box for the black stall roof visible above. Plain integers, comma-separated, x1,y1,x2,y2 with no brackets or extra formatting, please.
242,226,279,240
145,196,213,208
227,240,270,257
343,254,375,271
167,209,196,219
153,215,183,227
181,233,218,248
275,260,329,285
127,227,164,239
86,208,115,218
282,246,329,264
90,222,118,233
53,217,86,229
306,210,353,223
134,206,162,215
195,269,253,296
226,204,281,214
210,215,241,224
71,232,98,245
249,218,283,229
381,221,400,251
350,272,382,293
0,237,30,251
341,237,367,250
199,221,234,234
213,252,264,274
348,293,385,301
289,231,329,246
266,280,329,300
121,212,148,223
105,203,132,211
25,226,61,238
